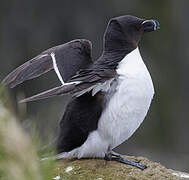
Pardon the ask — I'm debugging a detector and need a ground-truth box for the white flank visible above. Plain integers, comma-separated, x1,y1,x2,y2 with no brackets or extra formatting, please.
51,52,65,84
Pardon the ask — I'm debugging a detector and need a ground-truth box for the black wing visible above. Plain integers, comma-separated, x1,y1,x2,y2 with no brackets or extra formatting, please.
3,39,117,103
18,67,116,103
17,54,117,103
2,39,92,88
56,92,103,153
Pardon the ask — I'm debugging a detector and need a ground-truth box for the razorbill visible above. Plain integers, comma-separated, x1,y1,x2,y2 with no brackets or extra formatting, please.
2,15,160,170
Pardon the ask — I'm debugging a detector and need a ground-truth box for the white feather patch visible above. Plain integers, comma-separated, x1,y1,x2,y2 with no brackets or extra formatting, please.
51,52,65,85
92,79,114,96
38,54,48,59
75,85,95,97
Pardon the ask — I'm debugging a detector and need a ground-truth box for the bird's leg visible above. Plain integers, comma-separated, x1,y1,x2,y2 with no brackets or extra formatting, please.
110,151,121,158
104,152,147,170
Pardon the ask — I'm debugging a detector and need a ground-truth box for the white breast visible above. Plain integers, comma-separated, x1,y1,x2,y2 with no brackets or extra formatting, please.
98,47,154,149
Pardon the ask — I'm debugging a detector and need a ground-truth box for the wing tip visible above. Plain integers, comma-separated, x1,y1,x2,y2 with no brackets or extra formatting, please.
18,95,43,104
1,78,20,88
18,82,80,103
1,74,11,86
19,99,26,104
1,77,13,88
1,79,7,86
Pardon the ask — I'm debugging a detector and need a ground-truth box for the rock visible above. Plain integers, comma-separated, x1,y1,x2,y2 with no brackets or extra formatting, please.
54,156,189,180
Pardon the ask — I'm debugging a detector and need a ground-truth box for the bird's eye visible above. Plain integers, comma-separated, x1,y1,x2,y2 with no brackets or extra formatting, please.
135,24,141,31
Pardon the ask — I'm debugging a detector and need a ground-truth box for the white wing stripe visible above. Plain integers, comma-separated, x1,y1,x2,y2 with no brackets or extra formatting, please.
51,52,65,85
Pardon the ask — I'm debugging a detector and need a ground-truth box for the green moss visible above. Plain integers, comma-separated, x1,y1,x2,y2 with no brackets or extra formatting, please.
54,156,189,180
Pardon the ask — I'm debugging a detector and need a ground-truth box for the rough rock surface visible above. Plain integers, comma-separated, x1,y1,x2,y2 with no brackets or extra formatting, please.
54,156,189,180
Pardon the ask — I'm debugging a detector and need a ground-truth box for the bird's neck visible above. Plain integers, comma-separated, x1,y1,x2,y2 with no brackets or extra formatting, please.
104,40,133,54
94,32,138,70
93,49,126,71
103,27,137,54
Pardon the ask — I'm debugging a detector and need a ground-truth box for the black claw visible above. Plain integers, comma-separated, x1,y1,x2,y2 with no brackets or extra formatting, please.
104,154,112,161
136,163,147,170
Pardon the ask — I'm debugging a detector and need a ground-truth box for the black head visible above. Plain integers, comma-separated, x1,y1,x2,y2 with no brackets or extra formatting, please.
104,15,160,52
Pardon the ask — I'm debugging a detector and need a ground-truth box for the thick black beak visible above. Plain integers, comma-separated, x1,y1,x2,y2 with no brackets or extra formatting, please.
141,19,160,32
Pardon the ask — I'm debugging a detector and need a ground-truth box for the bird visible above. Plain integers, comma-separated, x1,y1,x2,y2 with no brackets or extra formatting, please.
2,15,160,170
